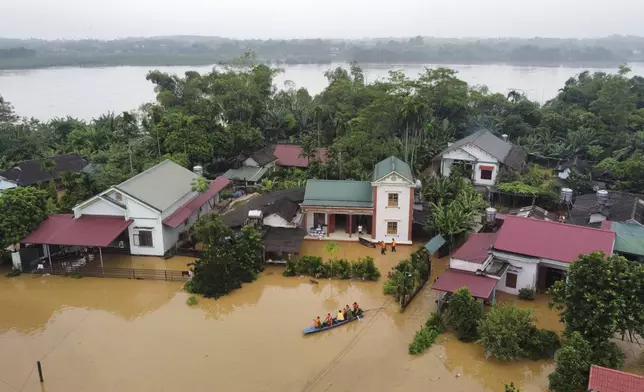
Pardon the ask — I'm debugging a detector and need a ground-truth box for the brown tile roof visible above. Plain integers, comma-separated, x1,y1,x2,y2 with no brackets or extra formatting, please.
588,365,644,392
273,144,328,168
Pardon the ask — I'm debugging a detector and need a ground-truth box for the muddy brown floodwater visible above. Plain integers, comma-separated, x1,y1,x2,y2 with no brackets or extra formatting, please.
0,240,626,392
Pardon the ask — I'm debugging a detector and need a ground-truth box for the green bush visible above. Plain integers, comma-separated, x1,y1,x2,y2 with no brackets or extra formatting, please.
284,255,380,281
328,258,351,279
383,279,397,295
186,295,198,306
518,286,536,301
283,259,297,276
351,256,380,281
478,304,534,360
445,288,483,342
526,328,561,360
425,311,444,330
408,325,442,355
5,268,21,278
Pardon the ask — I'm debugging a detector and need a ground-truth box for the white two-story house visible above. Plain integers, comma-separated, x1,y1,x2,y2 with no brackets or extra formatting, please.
300,156,415,244
432,130,526,186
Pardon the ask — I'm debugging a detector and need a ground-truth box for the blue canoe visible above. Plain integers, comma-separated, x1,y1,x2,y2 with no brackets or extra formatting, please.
303,315,363,335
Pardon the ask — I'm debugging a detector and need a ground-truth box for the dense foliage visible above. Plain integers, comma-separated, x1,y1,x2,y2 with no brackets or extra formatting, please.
477,304,560,361
548,332,624,392
2,36,644,69
0,187,50,249
518,287,536,301
185,215,264,298
383,247,430,308
283,255,380,281
408,312,444,355
549,252,644,345
444,288,483,342
548,252,636,392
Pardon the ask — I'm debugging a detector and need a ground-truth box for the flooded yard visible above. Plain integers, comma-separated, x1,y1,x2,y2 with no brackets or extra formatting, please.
0,240,615,392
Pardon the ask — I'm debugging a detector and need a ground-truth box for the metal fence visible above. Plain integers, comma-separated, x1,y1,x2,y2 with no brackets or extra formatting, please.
39,264,190,282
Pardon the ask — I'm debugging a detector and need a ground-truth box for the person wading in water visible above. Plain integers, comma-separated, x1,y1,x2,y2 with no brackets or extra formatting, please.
380,241,386,255
391,238,396,252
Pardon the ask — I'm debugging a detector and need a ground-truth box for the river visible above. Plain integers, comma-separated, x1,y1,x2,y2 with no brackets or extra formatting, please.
1,63,644,121
0,241,570,392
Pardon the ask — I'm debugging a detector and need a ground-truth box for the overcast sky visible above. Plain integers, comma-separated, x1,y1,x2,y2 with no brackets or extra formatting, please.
1,0,643,40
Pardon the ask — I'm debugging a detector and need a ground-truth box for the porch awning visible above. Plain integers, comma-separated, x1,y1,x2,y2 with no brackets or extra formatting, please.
263,227,306,253
425,234,446,253
479,165,495,171
432,269,498,299
22,214,132,247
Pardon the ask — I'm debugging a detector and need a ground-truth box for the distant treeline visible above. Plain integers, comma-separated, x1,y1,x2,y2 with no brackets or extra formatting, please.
1,35,644,69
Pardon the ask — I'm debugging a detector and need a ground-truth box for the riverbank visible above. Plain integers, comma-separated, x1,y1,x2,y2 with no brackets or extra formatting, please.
0,57,635,71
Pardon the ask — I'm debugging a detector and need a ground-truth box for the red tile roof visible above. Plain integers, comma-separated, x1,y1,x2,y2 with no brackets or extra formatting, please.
494,215,615,263
588,365,644,392
163,176,230,228
452,233,498,264
22,214,132,247
273,144,328,168
431,269,498,299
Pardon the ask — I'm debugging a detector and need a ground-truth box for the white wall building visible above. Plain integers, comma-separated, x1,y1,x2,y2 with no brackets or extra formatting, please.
25,160,231,257
301,156,415,244
433,130,526,186
435,215,616,300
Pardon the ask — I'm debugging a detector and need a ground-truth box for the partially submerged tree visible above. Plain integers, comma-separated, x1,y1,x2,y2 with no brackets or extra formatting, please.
549,252,644,345
444,287,483,341
0,187,50,249
185,215,263,298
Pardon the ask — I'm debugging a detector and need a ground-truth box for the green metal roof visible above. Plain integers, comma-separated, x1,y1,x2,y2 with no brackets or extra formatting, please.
302,180,373,208
372,156,414,183
425,234,447,253
610,221,644,257
224,166,268,182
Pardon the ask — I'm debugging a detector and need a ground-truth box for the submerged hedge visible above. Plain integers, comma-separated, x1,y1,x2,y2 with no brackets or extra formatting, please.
283,255,381,281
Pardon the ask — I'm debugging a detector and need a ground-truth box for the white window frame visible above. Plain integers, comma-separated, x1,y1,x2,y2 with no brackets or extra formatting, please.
134,230,154,247
387,193,399,208
386,221,398,235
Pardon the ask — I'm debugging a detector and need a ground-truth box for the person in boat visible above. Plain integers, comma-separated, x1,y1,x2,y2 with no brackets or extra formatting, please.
337,309,345,322
323,313,333,327
344,305,351,320
313,316,321,329
352,302,364,317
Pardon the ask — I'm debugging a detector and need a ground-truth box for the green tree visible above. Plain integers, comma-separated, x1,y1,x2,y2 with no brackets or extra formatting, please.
186,215,263,298
477,304,535,361
444,287,483,341
504,383,520,392
548,332,595,392
0,187,50,248
191,176,209,193
549,252,644,346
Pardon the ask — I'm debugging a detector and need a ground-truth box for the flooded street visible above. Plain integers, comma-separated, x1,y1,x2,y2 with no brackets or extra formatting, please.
0,241,577,391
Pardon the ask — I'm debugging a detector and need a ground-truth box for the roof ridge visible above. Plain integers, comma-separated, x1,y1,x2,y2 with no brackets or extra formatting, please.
118,159,190,188
504,214,614,233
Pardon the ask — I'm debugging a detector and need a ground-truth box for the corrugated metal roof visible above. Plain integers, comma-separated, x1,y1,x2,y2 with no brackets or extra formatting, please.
588,365,644,392
494,215,615,263
431,269,498,299
0,154,88,186
425,234,446,253
117,160,198,212
224,166,268,182
452,233,497,264
302,180,373,208
372,156,414,183
22,214,132,247
163,176,231,228
609,221,644,257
